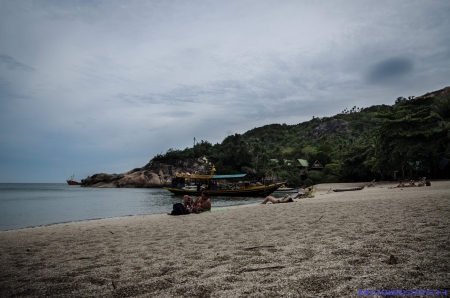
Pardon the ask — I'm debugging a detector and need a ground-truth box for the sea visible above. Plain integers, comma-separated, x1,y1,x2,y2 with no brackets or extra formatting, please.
0,183,263,231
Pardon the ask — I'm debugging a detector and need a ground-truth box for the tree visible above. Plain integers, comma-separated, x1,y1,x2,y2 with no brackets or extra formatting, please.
193,140,212,157
259,149,269,175
433,93,450,155
340,136,373,181
251,138,263,172
307,170,325,185
395,97,407,104
373,96,444,178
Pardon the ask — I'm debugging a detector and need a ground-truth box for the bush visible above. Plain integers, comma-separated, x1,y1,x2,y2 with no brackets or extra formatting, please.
306,170,325,184
277,169,303,187
324,175,340,183
303,178,314,187
323,163,341,176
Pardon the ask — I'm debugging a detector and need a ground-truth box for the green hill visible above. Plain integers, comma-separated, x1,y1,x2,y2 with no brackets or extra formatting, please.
152,86,450,186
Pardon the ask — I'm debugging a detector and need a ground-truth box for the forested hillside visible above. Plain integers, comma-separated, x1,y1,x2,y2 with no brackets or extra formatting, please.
152,87,450,186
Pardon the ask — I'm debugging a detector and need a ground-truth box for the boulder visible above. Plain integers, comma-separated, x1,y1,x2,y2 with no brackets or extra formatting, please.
312,119,348,137
241,166,257,176
298,119,349,141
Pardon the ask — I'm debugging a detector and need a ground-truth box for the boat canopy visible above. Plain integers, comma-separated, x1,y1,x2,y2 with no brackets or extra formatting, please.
174,167,247,180
212,174,246,179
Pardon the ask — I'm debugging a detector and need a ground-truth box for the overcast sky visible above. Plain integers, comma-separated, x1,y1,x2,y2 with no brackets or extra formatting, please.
0,0,449,182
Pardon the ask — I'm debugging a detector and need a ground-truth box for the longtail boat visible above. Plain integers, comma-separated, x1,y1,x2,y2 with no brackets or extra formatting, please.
164,167,283,197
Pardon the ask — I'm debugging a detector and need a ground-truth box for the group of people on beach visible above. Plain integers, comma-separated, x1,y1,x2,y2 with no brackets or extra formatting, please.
169,177,434,214
393,178,431,188
169,186,313,215
167,190,211,215
183,191,211,212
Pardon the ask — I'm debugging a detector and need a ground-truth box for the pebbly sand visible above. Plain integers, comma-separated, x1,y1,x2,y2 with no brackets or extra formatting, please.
0,181,449,297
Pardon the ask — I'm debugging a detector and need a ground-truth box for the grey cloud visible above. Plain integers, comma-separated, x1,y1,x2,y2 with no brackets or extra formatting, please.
117,80,248,106
2,0,450,182
0,77,12,102
158,85,209,104
0,54,34,71
0,77,29,101
366,57,414,85
114,50,347,122
168,111,195,118
117,90,200,105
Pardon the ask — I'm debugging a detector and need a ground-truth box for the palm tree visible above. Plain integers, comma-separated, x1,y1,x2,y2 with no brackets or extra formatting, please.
259,150,269,178
252,139,262,172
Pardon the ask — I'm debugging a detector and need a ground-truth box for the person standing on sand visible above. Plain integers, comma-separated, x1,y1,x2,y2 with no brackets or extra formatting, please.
183,190,211,212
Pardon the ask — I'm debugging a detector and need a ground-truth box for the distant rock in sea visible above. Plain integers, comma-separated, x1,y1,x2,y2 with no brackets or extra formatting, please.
81,157,214,188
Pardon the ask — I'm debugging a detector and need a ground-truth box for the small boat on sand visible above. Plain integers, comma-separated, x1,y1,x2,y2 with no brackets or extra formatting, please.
67,175,81,186
332,186,364,192
273,187,299,194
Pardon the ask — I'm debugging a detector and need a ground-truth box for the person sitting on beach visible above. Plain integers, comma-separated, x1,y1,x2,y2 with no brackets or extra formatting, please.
388,181,405,189
390,179,431,189
367,179,376,187
291,187,313,199
183,190,211,213
261,194,294,204
417,178,431,186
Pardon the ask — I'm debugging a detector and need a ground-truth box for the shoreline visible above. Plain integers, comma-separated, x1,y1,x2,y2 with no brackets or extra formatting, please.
0,181,437,233
0,200,261,233
0,181,372,232
1,181,448,297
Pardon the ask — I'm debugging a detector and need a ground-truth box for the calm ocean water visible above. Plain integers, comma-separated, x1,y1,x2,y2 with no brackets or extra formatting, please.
0,183,262,231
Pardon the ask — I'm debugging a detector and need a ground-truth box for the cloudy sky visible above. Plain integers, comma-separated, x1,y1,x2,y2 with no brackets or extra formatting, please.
0,0,449,182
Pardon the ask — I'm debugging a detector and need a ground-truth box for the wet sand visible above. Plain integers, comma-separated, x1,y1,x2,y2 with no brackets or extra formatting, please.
1,181,449,297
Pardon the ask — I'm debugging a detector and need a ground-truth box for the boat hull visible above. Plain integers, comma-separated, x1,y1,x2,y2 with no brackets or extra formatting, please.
332,186,364,192
164,183,283,197
273,187,299,194
67,180,81,186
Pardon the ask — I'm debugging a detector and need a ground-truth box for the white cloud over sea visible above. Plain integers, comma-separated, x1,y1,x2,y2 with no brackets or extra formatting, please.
0,0,449,182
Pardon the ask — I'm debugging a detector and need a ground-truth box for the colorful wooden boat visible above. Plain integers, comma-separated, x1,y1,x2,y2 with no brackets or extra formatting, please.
164,167,283,197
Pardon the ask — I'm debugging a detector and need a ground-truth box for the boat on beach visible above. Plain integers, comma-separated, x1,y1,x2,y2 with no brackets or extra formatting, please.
273,187,299,194
164,167,284,197
66,175,81,186
332,186,364,192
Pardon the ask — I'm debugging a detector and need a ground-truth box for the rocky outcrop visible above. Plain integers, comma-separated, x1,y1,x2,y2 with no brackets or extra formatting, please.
81,157,214,188
299,119,349,141
417,86,450,99
241,166,257,176
311,119,348,138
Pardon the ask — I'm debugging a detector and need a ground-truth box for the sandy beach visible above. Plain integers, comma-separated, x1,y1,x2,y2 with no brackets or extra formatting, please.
1,181,449,297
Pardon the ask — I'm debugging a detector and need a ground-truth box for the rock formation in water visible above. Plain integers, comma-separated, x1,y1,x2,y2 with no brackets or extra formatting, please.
81,157,214,188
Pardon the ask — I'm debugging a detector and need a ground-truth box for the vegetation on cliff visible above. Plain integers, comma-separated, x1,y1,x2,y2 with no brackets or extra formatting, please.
152,87,450,186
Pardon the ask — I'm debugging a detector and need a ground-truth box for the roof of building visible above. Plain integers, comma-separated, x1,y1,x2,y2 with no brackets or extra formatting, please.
212,174,247,179
297,159,309,167
311,160,323,169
